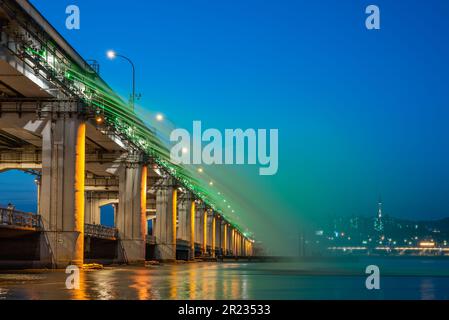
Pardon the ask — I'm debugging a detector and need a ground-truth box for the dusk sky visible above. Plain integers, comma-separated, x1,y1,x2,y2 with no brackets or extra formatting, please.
1,0,449,253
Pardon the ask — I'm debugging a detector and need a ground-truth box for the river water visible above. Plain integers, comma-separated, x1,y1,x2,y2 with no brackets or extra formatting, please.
1,257,449,300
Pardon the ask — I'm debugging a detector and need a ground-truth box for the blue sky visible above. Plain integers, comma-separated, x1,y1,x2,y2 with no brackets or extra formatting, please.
1,0,449,253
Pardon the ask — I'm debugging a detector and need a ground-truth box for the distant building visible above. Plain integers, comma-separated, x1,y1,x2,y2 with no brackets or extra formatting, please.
374,199,384,234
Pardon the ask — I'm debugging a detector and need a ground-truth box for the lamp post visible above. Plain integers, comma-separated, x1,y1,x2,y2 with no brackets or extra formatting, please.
107,50,136,111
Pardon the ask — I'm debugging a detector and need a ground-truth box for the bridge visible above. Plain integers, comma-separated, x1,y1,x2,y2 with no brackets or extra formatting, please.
0,0,254,268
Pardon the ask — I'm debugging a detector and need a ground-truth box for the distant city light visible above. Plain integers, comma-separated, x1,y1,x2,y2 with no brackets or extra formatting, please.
419,241,436,248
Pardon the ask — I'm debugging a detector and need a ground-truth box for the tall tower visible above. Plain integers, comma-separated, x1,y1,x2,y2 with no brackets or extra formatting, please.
374,197,384,233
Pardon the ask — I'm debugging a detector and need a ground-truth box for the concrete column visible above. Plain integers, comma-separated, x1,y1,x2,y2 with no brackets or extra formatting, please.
229,226,233,255
237,233,241,256
39,118,86,268
113,203,118,227
190,200,196,259
215,217,220,255
36,177,41,216
155,179,177,261
236,233,240,256
222,222,227,255
85,194,101,225
237,232,241,256
209,214,216,257
177,196,187,241
195,205,204,251
235,232,238,256
116,164,147,264
202,210,208,255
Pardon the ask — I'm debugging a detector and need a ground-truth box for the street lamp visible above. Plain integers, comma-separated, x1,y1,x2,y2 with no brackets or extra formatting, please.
107,50,136,111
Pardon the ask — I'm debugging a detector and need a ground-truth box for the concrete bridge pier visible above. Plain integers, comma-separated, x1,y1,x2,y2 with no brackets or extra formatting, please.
177,196,187,241
238,231,242,256
39,117,86,268
229,226,234,256
206,212,215,257
189,199,196,260
215,216,222,256
235,232,239,256
116,164,147,265
195,204,205,257
202,209,208,256
221,222,227,256
154,178,177,262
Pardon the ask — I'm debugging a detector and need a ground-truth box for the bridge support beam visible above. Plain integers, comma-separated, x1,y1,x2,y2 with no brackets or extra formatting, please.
237,232,241,256
195,205,205,256
239,233,243,256
177,196,189,241
222,222,227,256
154,179,177,262
230,227,234,256
116,165,147,265
39,118,86,268
215,216,222,256
207,213,215,257
190,200,196,260
203,210,208,256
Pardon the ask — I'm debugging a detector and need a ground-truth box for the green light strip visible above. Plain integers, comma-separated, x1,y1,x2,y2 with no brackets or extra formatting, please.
26,45,252,239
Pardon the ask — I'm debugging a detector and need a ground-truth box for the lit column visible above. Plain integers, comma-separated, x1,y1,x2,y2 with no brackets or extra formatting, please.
195,205,204,252
116,162,147,264
177,192,188,241
223,223,227,255
239,233,243,256
190,200,196,259
155,178,177,261
211,214,216,258
235,232,239,256
231,228,235,256
40,117,85,268
203,210,207,255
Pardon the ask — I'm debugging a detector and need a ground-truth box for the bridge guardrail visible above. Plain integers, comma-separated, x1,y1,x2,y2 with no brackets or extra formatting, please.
85,223,118,240
0,208,42,230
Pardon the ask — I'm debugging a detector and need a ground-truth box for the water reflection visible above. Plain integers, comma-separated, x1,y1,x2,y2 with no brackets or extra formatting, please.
1,259,449,300
130,268,158,300
420,278,436,300
71,269,86,300
0,288,9,300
